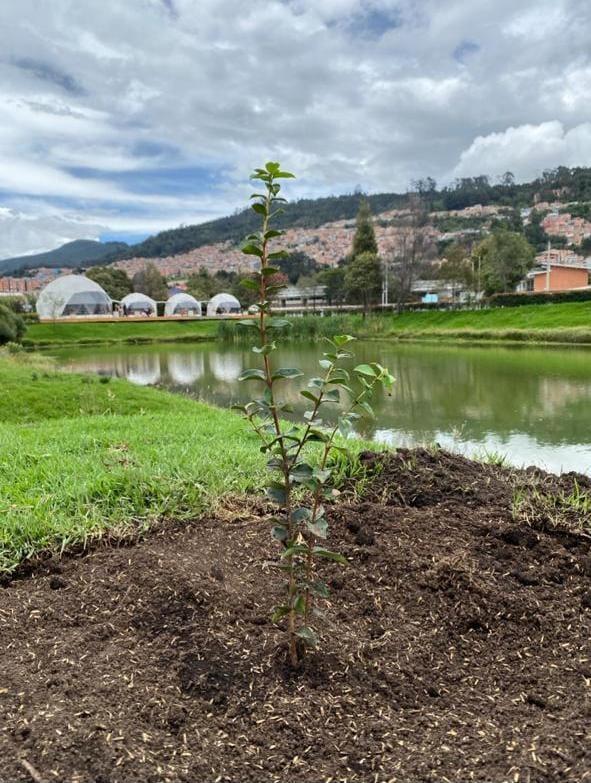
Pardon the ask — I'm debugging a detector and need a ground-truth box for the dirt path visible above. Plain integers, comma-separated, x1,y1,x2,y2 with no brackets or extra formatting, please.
1,450,590,782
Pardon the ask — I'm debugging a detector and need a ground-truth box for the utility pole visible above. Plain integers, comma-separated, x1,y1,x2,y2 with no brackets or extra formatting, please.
381,256,389,307
546,239,551,291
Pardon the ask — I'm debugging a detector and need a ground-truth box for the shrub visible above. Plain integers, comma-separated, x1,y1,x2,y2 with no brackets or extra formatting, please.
489,289,591,307
0,304,26,345
233,163,393,667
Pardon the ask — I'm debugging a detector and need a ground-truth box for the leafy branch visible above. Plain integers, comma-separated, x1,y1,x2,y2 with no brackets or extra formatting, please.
234,162,394,667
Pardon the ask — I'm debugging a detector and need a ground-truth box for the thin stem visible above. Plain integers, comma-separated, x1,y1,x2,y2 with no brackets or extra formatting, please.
257,181,298,668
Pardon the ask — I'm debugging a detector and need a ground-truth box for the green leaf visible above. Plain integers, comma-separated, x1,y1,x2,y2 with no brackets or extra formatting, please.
268,250,289,260
312,547,348,565
354,364,377,378
330,368,350,383
251,202,267,215
309,580,330,598
266,318,292,330
300,390,320,403
272,525,288,542
281,544,310,559
290,462,314,482
292,506,312,523
324,388,340,404
242,243,263,257
267,457,283,470
306,517,328,539
238,318,259,328
357,400,375,418
261,265,281,276
271,605,290,622
238,368,266,382
294,594,306,615
313,468,332,483
263,230,284,241
319,358,333,370
333,335,355,347
296,626,318,647
266,483,287,505
272,367,304,381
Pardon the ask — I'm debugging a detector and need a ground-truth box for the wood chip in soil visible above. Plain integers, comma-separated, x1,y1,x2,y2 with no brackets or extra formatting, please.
1,448,590,782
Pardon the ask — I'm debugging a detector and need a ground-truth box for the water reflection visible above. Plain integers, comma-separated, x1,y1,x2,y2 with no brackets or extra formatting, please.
55,342,591,474
168,353,204,385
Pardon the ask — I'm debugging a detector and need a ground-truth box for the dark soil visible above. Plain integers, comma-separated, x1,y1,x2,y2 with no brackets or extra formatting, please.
2,449,591,783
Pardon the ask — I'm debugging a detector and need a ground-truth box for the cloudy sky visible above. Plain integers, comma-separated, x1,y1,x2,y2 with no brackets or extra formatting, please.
0,0,590,258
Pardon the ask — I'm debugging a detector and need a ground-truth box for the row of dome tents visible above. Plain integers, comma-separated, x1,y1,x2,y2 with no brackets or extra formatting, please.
36,275,241,319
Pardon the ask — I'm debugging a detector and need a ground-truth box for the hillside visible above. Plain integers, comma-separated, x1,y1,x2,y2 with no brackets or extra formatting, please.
0,239,128,276
119,165,591,261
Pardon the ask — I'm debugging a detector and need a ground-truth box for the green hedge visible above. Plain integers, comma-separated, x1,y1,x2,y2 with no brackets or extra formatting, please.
489,288,591,307
0,304,26,344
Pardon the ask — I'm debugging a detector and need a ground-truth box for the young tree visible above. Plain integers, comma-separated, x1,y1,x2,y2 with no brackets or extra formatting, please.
317,266,346,308
132,263,168,300
86,266,133,300
234,162,393,667
476,230,535,295
437,243,474,301
186,267,224,301
351,199,378,258
276,251,319,284
345,252,382,314
388,196,432,312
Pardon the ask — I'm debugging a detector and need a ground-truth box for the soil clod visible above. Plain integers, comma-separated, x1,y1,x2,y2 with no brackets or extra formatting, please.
1,448,590,782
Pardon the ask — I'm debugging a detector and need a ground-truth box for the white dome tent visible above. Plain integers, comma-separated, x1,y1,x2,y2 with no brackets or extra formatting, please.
36,275,112,319
206,292,241,317
165,293,202,317
120,292,157,316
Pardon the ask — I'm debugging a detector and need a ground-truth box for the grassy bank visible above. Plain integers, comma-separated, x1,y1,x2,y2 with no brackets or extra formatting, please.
24,302,591,348
23,317,218,348
0,352,375,572
0,352,271,571
219,303,591,345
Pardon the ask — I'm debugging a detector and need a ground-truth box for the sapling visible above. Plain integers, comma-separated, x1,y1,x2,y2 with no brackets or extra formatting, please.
235,162,394,667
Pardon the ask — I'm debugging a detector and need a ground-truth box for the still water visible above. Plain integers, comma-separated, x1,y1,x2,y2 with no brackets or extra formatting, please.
54,341,591,475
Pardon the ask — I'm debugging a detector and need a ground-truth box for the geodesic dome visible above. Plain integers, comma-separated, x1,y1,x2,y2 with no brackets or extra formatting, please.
36,275,112,319
164,293,202,316
206,292,241,317
120,292,157,315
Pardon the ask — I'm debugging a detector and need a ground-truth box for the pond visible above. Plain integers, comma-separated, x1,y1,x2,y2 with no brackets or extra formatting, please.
53,340,591,474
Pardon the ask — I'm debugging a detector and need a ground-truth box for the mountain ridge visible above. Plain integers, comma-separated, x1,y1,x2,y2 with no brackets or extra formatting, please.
0,239,129,276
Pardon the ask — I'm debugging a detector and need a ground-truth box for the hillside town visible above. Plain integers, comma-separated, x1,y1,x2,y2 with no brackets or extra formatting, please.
2,197,591,308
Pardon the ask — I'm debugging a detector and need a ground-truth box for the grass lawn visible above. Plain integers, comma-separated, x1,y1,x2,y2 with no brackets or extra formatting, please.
24,317,219,347
0,352,375,572
0,352,268,571
387,302,591,342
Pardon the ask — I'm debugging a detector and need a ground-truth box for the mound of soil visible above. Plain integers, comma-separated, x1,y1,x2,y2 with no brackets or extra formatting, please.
1,449,591,783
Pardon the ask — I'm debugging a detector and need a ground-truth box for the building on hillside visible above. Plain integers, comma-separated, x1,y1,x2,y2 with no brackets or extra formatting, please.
517,251,590,293
541,212,591,245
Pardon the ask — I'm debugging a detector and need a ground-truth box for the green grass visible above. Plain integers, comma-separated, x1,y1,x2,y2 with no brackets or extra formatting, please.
0,352,269,571
24,302,591,349
387,302,591,343
218,304,591,345
24,318,218,347
0,352,377,572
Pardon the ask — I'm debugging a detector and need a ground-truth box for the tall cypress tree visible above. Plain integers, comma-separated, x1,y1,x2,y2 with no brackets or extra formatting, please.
351,199,378,259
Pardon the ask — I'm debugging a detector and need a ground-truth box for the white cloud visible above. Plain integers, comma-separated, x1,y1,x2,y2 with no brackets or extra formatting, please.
453,121,591,181
0,0,589,255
